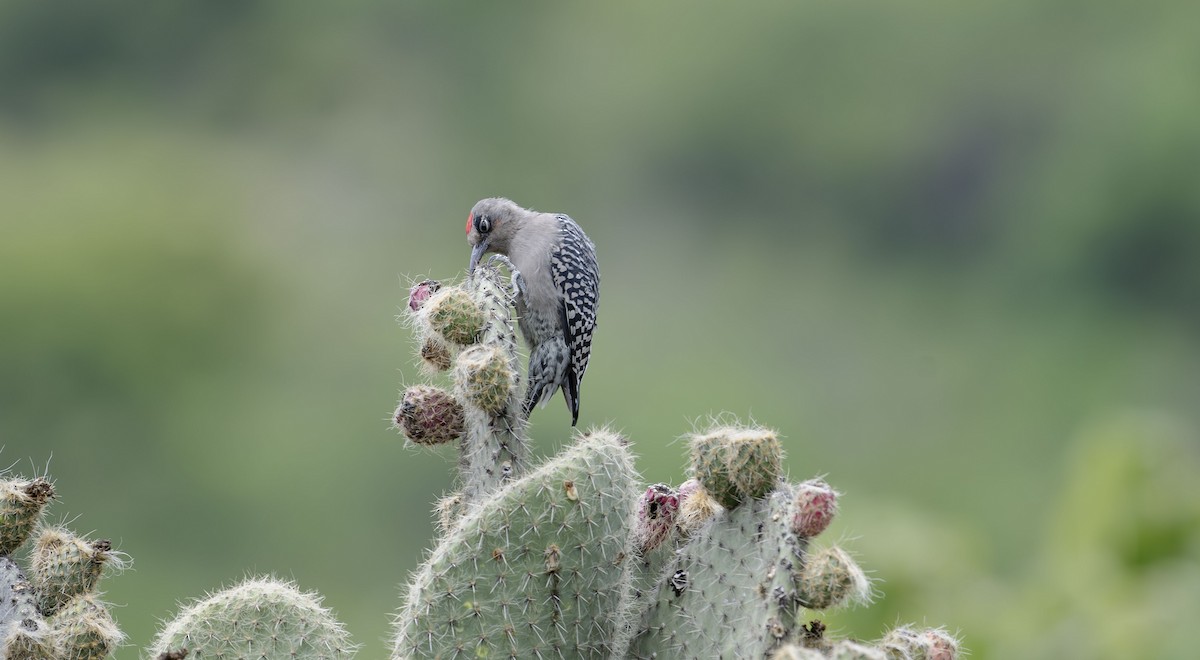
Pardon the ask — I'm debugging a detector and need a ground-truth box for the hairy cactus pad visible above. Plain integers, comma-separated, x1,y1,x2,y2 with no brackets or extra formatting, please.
689,424,783,509
423,286,486,346
31,529,112,617
454,345,517,415
796,546,871,611
393,429,639,659
50,594,124,660
0,477,55,555
148,577,357,659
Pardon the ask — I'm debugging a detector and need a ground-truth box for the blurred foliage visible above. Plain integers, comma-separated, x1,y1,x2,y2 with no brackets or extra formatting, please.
1,1,1197,657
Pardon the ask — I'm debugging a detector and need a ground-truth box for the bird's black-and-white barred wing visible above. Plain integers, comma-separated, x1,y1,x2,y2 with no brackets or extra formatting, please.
551,214,599,386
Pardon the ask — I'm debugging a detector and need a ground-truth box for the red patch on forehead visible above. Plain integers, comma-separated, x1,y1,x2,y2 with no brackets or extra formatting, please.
466,212,473,235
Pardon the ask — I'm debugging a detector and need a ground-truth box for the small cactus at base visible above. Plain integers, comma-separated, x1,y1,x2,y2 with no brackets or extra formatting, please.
148,577,357,659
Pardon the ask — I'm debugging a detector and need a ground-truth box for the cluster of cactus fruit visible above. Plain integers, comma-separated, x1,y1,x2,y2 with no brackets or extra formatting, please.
1,259,959,659
391,261,962,659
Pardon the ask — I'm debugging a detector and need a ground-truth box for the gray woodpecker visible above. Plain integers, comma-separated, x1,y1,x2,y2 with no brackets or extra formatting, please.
465,197,599,426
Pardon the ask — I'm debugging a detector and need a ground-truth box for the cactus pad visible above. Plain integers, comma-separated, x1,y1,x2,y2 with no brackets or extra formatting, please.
393,429,639,659
149,577,357,659
424,287,486,346
0,477,55,555
690,425,783,509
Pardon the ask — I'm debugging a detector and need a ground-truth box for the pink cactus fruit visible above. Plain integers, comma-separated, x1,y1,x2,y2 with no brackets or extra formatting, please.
408,279,441,312
634,483,680,554
791,478,838,538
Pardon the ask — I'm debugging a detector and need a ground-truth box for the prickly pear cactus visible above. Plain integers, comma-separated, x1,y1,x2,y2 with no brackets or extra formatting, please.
0,473,125,660
389,263,964,659
149,577,357,659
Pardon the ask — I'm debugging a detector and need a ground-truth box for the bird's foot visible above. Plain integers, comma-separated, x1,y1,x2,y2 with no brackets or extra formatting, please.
486,254,526,303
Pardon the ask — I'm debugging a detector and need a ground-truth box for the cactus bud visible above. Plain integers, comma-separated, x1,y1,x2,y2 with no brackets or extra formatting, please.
419,337,454,372
878,625,936,660
31,529,112,616
796,546,871,611
408,279,441,312
923,628,960,660
51,594,124,660
0,477,55,555
424,287,485,346
394,385,465,445
454,345,516,414
689,425,783,509
634,483,680,555
791,478,839,538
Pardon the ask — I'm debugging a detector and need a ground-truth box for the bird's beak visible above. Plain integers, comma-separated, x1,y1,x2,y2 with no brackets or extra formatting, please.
468,237,491,275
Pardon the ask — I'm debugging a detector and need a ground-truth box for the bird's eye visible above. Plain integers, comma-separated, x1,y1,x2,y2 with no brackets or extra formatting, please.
475,215,493,234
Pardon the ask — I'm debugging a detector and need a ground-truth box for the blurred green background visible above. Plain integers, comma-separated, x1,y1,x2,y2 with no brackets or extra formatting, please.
2,1,1198,657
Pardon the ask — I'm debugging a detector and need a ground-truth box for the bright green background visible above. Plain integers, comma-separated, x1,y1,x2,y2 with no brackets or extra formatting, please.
2,2,1198,658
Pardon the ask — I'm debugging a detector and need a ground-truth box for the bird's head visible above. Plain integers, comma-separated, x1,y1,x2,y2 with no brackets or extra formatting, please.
466,197,524,275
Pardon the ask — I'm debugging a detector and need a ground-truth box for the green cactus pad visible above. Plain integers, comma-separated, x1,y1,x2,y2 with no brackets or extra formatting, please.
626,482,804,659
796,546,871,611
689,424,784,509
424,287,486,346
393,428,639,659
148,577,357,659
49,594,124,660
0,477,55,556
454,345,517,415
395,385,466,445
30,529,112,617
